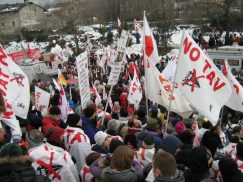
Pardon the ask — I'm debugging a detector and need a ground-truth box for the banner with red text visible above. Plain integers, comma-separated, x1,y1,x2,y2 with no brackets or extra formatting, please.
0,45,30,119
174,31,232,125
35,86,50,115
145,59,192,118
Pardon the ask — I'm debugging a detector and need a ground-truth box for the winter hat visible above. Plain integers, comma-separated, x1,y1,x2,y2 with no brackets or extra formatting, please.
94,131,108,146
219,157,243,182
190,146,210,173
25,129,44,147
161,135,182,155
142,135,155,149
49,106,61,115
83,107,96,118
107,119,120,131
236,142,243,159
146,118,160,131
109,139,124,154
171,118,181,127
0,143,23,158
175,121,186,134
66,114,81,127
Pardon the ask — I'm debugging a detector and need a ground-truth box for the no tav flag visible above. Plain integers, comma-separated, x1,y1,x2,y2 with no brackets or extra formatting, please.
174,31,232,125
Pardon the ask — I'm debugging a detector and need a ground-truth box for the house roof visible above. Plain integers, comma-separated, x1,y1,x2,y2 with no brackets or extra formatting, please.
0,2,47,14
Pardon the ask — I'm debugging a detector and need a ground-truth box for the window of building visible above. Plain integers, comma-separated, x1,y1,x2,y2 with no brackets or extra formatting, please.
12,21,15,27
35,8,37,12
2,23,4,26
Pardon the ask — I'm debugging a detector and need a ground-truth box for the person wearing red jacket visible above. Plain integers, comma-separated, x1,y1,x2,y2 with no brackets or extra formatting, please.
119,88,128,110
42,106,64,147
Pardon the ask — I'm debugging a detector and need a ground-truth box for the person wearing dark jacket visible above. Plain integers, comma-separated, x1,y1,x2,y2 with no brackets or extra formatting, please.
0,143,49,182
218,157,243,182
201,125,223,157
184,146,213,182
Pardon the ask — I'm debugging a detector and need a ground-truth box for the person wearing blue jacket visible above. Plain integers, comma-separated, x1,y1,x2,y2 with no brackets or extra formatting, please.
82,107,98,144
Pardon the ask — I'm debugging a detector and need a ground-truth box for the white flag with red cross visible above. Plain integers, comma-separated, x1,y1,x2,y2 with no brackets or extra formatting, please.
143,14,159,65
223,60,243,112
128,69,142,109
174,31,232,125
35,86,50,115
0,45,30,119
145,59,193,118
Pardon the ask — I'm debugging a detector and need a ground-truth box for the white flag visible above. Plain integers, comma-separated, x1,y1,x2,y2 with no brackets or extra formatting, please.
174,31,232,125
35,86,50,115
59,85,69,121
223,60,243,112
0,45,30,119
76,51,90,109
143,14,159,64
145,59,193,118
128,69,142,109
92,83,102,106
162,55,178,81
117,18,121,27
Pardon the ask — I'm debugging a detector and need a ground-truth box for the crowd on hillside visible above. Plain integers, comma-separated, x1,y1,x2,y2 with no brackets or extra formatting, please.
191,27,243,50
0,41,243,182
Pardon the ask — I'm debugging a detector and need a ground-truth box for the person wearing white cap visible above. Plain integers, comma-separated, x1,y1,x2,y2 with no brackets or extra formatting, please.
91,131,111,154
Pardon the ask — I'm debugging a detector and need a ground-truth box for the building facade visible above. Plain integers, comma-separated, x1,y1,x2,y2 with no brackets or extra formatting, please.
0,2,46,35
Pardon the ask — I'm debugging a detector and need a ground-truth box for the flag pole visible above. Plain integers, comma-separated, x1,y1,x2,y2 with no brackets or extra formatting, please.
164,82,175,135
143,11,150,119
164,29,185,135
101,84,114,125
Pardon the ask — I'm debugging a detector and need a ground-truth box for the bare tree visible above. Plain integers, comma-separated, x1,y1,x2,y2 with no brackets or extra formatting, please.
204,0,237,45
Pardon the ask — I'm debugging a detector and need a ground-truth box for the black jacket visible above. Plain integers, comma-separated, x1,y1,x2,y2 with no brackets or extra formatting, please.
0,156,49,182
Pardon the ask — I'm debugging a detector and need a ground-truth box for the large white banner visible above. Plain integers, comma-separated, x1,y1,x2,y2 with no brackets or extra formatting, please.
174,31,232,125
76,51,90,109
107,61,123,85
0,45,30,119
108,30,130,85
35,86,50,115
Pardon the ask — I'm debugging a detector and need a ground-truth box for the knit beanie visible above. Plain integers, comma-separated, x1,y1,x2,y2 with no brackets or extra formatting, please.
94,131,108,146
66,114,81,127
175,121,186,134
161,135,182,155
142,135,155,149
0,143,23,158
49,106,61,115
25,129,44,147
219,157,243,182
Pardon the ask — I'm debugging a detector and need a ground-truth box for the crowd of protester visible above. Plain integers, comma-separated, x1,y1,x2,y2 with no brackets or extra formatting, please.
0,42,243,182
